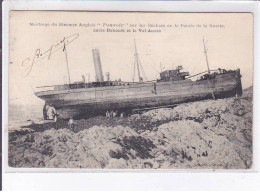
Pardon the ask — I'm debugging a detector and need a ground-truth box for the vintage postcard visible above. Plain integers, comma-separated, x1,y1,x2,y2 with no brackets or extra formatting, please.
8,11,253,169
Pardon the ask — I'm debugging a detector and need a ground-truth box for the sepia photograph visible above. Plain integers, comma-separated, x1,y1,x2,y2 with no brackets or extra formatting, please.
8,11,253,169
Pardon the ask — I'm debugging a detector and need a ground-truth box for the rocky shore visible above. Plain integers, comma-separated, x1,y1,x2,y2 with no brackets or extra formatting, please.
8,87,253,169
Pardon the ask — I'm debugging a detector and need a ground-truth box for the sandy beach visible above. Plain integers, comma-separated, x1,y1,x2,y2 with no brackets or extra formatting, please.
8,87,253,169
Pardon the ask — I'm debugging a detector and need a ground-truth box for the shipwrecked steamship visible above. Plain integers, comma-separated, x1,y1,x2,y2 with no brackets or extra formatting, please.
35,39,242,119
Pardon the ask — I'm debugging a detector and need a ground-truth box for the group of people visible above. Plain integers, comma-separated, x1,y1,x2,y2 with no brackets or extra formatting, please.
111,81,131,87
67,110,125,132
199,68,233,81
106,111,125,119
218,68,228,74
199,73,215,81
43,104,125,132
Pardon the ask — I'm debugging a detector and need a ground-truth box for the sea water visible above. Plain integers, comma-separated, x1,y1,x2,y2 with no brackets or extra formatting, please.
8,104,43,131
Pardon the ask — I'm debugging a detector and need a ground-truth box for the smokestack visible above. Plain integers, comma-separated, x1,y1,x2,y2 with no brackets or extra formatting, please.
92,49,104,82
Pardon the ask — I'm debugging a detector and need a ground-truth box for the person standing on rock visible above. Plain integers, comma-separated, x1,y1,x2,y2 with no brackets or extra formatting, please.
68,118,75,131
110,111,114,119
46,105,57,121
113,111,117,118
82,74,86,83
68,118,74,130
106,111,110,118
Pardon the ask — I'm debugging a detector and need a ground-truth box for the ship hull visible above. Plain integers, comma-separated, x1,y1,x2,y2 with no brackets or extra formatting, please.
35,70,242,119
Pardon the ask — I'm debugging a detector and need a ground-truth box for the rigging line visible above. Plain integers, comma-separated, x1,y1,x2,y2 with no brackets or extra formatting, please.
30,84,35,93
138,58,148,81
136,53,141,82
133,58,136,82
153,68,160,74
139,56,159,77
186,69,219,79
134,37,142,82
138,57,148,81
63,37,71,84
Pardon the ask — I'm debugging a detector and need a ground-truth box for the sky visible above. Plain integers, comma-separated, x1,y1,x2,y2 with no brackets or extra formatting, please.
9,11,253,105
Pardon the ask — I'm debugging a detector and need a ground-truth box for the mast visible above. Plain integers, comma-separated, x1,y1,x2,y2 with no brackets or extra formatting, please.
203,38,216,100
63,37,71,84
203,38,211,74
134,38,141,82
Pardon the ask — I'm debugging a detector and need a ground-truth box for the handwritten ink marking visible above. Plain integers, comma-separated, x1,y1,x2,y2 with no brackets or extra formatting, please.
48,45,53,60
21,33,79,77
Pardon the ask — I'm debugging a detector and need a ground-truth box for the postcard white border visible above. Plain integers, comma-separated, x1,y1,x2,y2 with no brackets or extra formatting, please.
2,0,260,190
